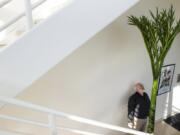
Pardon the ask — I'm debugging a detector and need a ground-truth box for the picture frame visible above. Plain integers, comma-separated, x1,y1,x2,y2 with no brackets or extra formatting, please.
158,64,175,96
177,74,180,83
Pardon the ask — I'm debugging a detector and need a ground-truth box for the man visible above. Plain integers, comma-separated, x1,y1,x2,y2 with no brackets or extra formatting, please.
128,83,150,132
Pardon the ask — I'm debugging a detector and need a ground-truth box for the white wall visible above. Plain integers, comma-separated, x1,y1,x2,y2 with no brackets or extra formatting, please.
0,0,180,134
0,0,139,99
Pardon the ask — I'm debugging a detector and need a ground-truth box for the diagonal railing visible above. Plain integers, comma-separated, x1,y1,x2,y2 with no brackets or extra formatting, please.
0,0,72,47
0,0,12,8
0,0,47,32
0,97,152,135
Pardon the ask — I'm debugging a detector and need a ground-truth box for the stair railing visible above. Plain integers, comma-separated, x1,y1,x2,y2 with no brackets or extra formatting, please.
0,0,47,32
0,96,153,135
0,0,12,8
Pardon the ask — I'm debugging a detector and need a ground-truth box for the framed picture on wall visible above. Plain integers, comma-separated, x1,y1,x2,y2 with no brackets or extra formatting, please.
158,64,175,95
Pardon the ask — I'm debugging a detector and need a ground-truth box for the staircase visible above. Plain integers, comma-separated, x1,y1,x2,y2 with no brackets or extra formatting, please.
0,0,139,98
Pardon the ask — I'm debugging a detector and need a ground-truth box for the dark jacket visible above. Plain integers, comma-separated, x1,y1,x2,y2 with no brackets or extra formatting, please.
128,92,150,120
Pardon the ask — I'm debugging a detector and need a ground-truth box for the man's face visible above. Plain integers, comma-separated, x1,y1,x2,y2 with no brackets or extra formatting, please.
135,84,143,93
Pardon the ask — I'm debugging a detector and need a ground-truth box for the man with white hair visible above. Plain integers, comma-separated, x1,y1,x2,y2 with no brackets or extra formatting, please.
128,83,150,132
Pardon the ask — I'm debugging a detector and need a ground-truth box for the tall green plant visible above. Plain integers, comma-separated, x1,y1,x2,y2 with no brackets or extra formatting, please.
128,6,180,133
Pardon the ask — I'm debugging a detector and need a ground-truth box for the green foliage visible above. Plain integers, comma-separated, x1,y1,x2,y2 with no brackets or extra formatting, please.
128,5,180,79
128,6,180,133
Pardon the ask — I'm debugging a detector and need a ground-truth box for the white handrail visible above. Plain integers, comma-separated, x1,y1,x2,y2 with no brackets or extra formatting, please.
0,0,12,8
49,114,58,135
24,0,33,30
0,0,47,32
57,127,103,135
0,97,152,135
0,114,48,128
0,114,102,135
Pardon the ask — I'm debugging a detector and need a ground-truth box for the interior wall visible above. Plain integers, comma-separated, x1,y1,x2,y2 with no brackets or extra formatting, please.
0,0,180,134
17,0,180,127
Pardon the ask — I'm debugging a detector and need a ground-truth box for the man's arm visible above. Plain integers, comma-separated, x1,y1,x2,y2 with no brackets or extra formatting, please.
128,95,136,121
